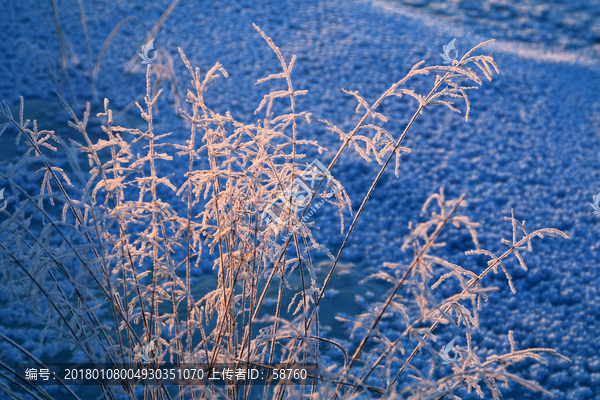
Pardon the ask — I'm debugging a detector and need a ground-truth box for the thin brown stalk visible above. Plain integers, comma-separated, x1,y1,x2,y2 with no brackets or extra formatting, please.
334,194,466,397
76,0,96,99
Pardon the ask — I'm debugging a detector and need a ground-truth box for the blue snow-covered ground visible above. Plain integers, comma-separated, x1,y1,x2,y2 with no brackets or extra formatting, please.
1,0,599,398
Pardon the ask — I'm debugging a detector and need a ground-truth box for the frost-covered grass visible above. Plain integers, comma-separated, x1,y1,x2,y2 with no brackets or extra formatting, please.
0,21,572,400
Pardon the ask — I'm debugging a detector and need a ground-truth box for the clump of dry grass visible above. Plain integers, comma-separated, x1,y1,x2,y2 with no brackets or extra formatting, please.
0,23,569,400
